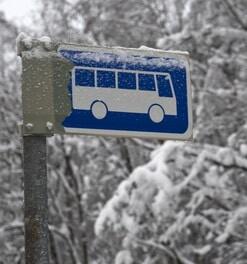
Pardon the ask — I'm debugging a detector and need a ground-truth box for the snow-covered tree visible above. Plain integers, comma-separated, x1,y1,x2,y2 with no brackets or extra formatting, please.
96,135,247,264
37,0,168,48
0,11,24,264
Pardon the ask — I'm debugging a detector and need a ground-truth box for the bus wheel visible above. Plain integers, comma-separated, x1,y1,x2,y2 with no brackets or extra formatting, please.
91,101,108,119
148,104,164,123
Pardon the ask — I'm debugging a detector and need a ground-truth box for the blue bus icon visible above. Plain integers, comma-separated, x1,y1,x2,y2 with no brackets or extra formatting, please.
59,45,192,140
72,67,177,123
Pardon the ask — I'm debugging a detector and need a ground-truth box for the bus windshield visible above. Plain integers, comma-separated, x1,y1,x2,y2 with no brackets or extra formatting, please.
156,75,173,97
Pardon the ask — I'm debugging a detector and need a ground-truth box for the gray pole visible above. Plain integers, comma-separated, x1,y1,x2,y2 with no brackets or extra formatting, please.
23,135,49,264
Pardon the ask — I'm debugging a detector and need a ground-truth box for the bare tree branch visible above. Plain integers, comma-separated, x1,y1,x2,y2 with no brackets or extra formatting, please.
223,0,247,31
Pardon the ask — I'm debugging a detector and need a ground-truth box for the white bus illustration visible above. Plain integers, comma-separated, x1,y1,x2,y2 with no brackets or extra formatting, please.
71,66,177,123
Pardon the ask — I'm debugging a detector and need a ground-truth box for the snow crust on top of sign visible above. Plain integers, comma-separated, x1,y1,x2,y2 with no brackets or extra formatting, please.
39,36,52,50
16,32,31,55
16,32,52,57
138,45,166,52
60,46,188,69
138,45,189,56
39,36,52,43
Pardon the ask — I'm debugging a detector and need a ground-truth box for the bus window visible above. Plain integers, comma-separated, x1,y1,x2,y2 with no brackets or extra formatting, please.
138,74,155,91
75,69,95,87
97,70,115,88
156,75,173,97
118,72,136,90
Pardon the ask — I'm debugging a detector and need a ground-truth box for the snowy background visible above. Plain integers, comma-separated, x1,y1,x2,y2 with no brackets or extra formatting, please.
0,0,247,263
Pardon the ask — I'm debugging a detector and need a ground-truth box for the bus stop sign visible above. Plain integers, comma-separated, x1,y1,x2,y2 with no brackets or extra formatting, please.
20,38,192,140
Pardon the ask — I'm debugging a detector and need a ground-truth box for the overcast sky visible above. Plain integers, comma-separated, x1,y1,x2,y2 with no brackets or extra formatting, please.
0,0,36,27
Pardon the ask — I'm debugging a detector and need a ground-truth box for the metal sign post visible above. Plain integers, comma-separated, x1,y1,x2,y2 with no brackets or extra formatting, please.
23,136,49,264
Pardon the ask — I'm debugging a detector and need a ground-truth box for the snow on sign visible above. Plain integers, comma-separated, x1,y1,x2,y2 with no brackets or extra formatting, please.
19,36,192,139
58,45,192,139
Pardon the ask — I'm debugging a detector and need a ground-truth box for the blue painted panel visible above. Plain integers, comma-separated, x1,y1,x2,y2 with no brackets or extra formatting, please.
138,74,155,91
118,72,136,90
59,48,191,136
75,69,94,87
97,70,115,88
